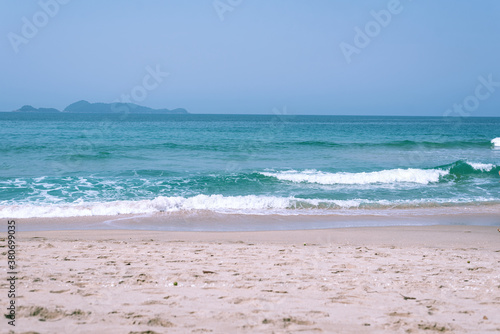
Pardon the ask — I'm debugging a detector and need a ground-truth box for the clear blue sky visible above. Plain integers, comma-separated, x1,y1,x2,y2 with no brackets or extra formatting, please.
1,0,499,115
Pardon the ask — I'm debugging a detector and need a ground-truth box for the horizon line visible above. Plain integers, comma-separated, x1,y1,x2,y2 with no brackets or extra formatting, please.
1,111,500,118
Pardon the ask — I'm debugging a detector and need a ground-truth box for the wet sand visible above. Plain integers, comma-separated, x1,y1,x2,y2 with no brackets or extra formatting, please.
9,205,500,232
2,225,500,333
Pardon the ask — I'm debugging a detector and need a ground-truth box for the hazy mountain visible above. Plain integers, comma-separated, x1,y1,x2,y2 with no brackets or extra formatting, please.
13,101,188,114
15,105,60,113
63,100,188,114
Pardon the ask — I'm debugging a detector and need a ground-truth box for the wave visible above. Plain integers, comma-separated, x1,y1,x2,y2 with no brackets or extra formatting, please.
2,194,499,218
5,138,495,156
460,162,495,172
0,144,48,153
291,139,492,149
294,140,341,147
492,137,500,148
381,140,491,149
260,161,498,185
0,195,349,218
445,160,499,178
260,169,447,185
1,161,497,207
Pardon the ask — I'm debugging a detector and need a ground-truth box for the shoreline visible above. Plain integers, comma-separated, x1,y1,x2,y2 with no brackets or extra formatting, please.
5,204,500,232
2,200,500,223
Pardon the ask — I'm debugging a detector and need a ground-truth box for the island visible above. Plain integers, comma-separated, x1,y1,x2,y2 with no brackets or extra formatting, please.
64,100,188,114
13,100,188,114
15,105,60,113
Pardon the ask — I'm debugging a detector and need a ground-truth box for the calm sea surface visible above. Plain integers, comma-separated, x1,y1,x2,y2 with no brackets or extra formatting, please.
1,113,499,220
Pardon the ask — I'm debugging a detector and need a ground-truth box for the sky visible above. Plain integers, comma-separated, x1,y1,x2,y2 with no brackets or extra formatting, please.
0,0,499,116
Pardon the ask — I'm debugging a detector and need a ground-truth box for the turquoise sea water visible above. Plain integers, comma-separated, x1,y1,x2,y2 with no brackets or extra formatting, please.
0,113,499,219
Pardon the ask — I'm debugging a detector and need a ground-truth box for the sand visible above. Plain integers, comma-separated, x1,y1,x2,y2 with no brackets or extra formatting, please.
2,225,500,333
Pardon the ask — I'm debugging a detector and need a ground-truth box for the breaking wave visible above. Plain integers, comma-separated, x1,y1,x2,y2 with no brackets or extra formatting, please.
1,194,498,218
260,160,498,185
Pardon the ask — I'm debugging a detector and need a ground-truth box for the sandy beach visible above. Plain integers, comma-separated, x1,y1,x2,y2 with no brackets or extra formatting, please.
2,225,500,333
3,1,500,333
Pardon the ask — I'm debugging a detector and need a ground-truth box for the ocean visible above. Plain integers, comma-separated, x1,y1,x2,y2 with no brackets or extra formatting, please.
1,113,499,226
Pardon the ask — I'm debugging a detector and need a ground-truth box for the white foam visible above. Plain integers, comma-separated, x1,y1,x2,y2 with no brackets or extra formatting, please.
466,162,495,172
492,137,500,148
0,195,375,218
1,194,498,219
260,168,448,185
0,195,281,218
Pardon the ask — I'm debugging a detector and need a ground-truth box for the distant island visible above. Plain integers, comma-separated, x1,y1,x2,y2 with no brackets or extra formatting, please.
15,105,60,113
14,100,188,114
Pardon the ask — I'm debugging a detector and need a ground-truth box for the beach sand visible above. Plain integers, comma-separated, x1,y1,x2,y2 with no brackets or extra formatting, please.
2,225,500,333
